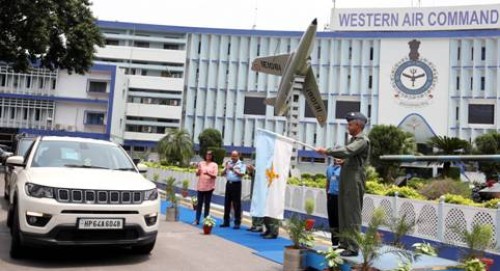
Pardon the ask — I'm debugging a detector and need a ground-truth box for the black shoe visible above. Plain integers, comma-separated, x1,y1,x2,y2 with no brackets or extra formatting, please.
340,250,359,257
220,224,230,228
246,226,256,232
260,231,270,237
250,226,263,233
233,225,240,230
263,234,278,239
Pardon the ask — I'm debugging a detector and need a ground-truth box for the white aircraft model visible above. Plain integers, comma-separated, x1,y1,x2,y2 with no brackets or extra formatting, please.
251,18,327,127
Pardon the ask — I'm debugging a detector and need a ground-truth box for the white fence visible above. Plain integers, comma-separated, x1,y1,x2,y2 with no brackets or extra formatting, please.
148,168,500,254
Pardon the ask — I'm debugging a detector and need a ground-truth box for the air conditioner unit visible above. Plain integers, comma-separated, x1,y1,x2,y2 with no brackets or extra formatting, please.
67,125,74,131
54,123,61,130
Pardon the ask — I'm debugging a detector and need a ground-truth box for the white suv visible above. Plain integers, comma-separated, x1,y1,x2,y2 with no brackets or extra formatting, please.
6,136,160,258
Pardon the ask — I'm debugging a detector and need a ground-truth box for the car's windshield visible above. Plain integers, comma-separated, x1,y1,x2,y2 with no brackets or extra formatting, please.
17,138,35,156
31,140,135,170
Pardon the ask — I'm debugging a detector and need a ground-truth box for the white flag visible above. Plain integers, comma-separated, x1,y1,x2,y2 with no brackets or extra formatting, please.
250,129,293,219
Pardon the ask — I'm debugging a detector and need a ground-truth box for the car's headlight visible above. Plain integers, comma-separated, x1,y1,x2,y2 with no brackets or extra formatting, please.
144,189,158,201
25,183,55,198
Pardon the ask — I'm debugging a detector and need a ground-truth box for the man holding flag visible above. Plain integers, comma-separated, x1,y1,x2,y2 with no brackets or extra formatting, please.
251,129,294,239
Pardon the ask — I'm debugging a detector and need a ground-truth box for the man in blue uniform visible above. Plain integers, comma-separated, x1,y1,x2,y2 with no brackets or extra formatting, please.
221,151,246,229
326,157,343,247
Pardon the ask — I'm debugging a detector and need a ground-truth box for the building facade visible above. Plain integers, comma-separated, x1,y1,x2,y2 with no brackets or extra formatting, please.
2,5,499,163
95,4,500,161
0,63,126,146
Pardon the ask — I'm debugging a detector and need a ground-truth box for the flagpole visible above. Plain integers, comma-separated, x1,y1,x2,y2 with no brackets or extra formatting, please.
256,128,316,150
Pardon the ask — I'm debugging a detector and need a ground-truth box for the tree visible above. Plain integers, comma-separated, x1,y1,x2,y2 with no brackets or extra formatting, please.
157,128,194,167
427,135,471,178
198,128,223,157
474,132,500,180
368,125,416,183
0,0,104,74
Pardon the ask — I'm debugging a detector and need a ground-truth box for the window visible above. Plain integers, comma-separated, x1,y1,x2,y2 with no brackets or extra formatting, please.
481,76,485,90
35,109,40,121
51,78,56,90
39,78,44,89
368,75,373,89
256,44,260,56
88,81,108,93
481,46,486,61
26,77,31,88
243,96,266,115
368,104,372,118
10,108,15,119
457,47,461,60
134,41,149,48
105,39,119,46
468,104,494,124
348,47,352,60
197,41,201,54
85,112,105,125
369,47,374,61
470,77,473,90
0,75,5,87
317,46,321,59
23,108,28,120
163,44,179,50
456,106,459,121
304,100,327,118
471,47,474,61
227,43,231,55
456,76,460,90
335,101,360,119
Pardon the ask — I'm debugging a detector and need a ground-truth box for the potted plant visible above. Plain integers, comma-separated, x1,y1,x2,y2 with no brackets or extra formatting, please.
460,258,486,271
385,213,415,248
181,179,189,197
455,224,494,271
283,214,315,271
152,173,160,182
316,246,343,271
338,208,385,271
165,177,178,221
412,242,437,257
304,198,315,230
203,215,216,234
191,196,198,210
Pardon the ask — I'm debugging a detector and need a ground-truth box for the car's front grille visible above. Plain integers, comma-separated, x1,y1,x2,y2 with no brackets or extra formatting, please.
55,189,143,204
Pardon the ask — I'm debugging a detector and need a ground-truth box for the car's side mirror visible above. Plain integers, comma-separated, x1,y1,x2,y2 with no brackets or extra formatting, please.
132,158,141,165
137,163,148,174
6,156,25,167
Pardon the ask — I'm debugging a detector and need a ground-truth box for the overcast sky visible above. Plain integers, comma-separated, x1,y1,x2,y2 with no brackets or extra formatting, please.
90,0,500,31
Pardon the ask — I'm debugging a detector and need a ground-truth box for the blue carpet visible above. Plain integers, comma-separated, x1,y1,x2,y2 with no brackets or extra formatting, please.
161,201,289,264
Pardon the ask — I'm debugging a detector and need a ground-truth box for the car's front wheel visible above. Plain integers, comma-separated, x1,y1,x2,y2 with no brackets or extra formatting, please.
131,240,156,255
10,203,24,259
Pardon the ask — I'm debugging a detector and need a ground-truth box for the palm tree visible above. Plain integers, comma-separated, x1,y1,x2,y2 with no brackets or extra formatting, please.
157,128,194,166
427,136,471,178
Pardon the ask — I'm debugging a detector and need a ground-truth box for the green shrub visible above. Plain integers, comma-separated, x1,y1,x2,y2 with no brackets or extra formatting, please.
287,177,301,186
407,177,427,190
301,173,312,179
366,166,380,182
366,181,386,195
313,173,326,180
442,194,481,207
305,199,315,215
419,178,471,200
449,167,461,180
483,198,500,209
385,186,425,200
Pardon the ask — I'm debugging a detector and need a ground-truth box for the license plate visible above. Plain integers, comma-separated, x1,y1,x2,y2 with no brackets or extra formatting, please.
78,218,124,230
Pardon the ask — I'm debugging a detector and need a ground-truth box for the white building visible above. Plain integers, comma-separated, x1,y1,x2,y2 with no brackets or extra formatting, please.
2,4,499,163
0,63,126,146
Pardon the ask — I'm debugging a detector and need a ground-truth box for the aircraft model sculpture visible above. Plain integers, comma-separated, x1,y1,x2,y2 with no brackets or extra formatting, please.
251,19,327,127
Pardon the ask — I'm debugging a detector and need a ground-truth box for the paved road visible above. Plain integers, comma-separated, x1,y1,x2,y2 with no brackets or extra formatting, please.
0,173,282,271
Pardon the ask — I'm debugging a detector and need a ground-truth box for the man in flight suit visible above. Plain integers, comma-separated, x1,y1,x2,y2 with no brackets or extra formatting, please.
315,112,370,257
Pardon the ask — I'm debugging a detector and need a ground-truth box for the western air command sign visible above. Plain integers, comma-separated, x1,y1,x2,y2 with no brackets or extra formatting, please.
390,40,437,107
331,5,500,31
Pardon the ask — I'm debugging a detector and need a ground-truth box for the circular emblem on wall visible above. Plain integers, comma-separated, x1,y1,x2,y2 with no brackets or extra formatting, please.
390,40,437,107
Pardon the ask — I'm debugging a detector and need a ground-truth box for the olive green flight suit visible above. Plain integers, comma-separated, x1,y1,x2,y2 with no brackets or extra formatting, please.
326,133,370,252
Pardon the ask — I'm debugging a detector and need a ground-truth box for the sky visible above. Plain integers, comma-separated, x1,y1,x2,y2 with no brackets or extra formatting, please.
90,0,500,31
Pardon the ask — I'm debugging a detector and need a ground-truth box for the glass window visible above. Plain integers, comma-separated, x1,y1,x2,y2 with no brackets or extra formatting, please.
85,112,105,125
244,96,266,115
88,81,107,93
468,104,494,124
335,101,360,119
